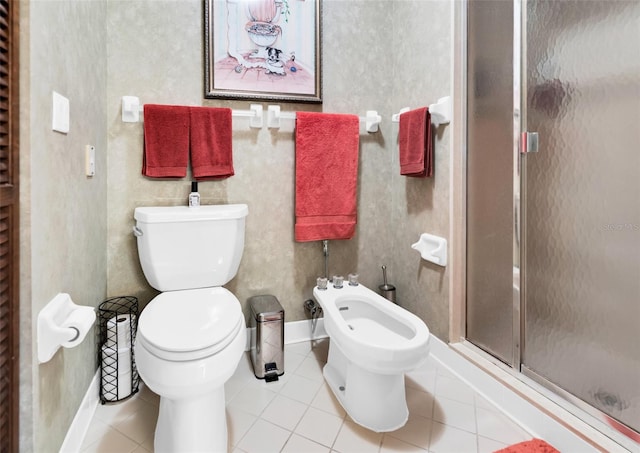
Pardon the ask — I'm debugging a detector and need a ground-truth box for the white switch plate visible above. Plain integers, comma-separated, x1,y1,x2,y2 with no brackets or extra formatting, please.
52,91,69,133
85,145,95,176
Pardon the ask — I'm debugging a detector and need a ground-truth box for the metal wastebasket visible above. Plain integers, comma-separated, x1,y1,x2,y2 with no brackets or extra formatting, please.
249,295,284,382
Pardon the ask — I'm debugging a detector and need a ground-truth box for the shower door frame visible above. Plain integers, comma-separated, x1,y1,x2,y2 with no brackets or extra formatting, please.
452,0,640,449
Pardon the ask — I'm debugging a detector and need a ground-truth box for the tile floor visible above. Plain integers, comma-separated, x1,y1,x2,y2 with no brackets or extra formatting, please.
80,339,534,453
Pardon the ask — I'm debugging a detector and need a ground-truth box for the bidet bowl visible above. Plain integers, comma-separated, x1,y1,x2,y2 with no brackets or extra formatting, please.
314,283,430,374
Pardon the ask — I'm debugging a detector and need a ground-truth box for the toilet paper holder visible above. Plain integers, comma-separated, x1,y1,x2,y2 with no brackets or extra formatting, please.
37,293,96,363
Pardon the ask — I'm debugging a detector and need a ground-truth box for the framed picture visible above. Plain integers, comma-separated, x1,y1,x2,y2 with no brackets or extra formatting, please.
204,0,322,103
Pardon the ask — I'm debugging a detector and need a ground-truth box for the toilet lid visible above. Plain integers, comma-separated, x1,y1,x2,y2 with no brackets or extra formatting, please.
139,287,243,353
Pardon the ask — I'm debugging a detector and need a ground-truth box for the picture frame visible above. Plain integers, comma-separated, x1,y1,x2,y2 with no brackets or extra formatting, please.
204,0,322,103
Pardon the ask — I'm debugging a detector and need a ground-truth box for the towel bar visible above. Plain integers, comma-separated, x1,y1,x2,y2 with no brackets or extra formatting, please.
121,96,264,128
392,96,452,127
121,96,382,132
267,105,381,132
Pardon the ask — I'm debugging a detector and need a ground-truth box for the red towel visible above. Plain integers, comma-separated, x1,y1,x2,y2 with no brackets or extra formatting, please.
189,106,234,179
295,111,360,242
142,104,190,178
495,439,560,453
399,106,433,177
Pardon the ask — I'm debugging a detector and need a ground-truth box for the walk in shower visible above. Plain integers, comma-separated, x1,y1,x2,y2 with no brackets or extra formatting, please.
465,0,639,447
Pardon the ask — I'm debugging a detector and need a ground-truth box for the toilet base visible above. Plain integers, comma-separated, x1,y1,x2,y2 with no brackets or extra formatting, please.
155,387,226,453
323,340,409,432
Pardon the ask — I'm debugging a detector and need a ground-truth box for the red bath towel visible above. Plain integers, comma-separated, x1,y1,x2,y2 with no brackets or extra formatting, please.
189,106,234,179
295,111,360,242
399,106,433,177
142,104,190,178
495,439,560,453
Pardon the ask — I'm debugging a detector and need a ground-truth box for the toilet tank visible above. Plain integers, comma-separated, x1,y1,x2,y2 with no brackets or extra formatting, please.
134,204,248,291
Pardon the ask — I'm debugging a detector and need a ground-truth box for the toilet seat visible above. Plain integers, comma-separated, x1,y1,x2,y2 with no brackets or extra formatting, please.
138,287,244,362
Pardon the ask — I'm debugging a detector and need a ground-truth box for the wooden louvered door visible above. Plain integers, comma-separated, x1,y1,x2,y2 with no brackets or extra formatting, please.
0,0,19,452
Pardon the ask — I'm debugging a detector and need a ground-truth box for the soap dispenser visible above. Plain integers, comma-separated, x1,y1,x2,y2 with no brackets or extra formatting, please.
188,181,200,207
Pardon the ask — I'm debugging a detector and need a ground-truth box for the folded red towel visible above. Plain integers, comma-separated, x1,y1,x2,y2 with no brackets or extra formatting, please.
399,106,433,177
295,111,360,242
189,106,234,179
142,104,190,178
495,438,560,453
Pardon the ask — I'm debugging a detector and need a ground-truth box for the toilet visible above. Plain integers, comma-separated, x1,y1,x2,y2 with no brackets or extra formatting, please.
313,280,430,432
245,0,282,50
133,204,248,453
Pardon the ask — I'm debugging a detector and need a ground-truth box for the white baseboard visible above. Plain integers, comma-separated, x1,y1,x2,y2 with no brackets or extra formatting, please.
60,369,100,453
285,318,327,344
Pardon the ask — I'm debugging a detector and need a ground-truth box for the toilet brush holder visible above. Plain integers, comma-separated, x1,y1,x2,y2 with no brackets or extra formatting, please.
378,265,397,303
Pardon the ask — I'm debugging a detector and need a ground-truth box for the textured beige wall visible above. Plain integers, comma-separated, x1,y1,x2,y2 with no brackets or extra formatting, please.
106,0,452,338
389,0,452,340
20,0,108,451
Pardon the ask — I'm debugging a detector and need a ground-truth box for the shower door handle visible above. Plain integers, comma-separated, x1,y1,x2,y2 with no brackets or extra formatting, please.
520,132,539,154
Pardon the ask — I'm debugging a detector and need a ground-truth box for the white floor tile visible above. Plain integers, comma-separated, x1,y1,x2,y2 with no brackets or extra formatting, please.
93,397,145,426
281,433,330,453
225,374,252,403
279,373,323,405
308,338,330,362
111,399,158,444
435,374,477,406
332,419,383,453
478,435,509,453
380,435,429,452
226,405,258,447
284,350,307,374
294,354,326,382
310,383,346,418
429,421,478,453
227,382,277,416
285,341,313,356
80,418,113,451
406,386,435,420
405,363,438,394
136,383,160,407
432,396,477,433
386,414,432,450
236,419,290,453
294,406,344,448
475,406,530,445
81,426,139,453
261,394,308,431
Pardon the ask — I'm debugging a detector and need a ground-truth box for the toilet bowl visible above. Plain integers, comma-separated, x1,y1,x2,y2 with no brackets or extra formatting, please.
133,204,248,452
245,0,281,49
313,281,430,432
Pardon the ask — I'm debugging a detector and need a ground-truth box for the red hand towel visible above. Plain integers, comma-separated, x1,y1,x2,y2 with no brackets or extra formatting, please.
142,104,190,178
295,111,360,242
189,106,234,179
495,439,560,453
399,106,433,177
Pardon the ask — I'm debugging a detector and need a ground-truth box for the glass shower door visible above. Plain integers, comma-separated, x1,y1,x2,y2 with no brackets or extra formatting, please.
522,0,640,434
466,0,519,367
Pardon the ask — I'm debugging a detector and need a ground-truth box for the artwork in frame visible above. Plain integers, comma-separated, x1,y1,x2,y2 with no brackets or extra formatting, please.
204,0,322,103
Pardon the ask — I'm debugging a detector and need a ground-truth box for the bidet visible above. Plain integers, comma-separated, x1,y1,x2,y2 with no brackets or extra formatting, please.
313,281,430,432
